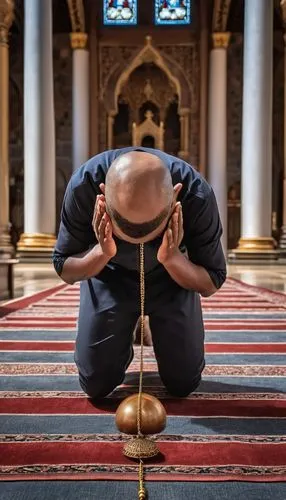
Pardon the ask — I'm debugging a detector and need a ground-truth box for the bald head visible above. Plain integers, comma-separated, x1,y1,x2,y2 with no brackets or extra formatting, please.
105,151,174,239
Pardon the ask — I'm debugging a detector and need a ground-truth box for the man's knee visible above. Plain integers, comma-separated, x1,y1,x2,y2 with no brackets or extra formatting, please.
164,376,201,397
162,364,204,398
78,371,124,399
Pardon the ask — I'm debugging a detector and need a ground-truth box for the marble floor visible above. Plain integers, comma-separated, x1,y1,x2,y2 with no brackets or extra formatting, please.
1,262,284,304
228,263,286,294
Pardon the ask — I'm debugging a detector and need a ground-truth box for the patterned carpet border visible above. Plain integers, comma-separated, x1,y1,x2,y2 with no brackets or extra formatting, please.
1,465,285,483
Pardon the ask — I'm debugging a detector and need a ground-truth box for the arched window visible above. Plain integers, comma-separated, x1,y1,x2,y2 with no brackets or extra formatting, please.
155,0,191,25
103,0,137,25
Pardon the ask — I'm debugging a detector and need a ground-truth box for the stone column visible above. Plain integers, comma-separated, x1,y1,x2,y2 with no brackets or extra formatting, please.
199,0,208,177
89,4,99,157
208,32,230,256
17,0,56,260
234,0,276,259
70,32,89,171
0,0,14,259
279,32,286,255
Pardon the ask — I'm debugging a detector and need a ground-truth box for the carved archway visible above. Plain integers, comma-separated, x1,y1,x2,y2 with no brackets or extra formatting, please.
103,36,191,157
103,36,192,116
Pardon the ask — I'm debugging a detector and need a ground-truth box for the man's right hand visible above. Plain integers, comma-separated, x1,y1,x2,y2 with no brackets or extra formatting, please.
92,195,117,258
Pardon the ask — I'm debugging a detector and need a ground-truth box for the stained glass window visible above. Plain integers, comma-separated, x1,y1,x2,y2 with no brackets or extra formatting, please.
103,0,137,25
155,0,191,25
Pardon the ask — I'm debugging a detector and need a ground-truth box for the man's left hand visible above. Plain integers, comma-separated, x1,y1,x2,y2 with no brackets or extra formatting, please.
157,202,184,264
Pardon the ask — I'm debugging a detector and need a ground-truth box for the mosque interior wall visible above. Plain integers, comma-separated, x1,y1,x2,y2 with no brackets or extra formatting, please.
6,0,285,251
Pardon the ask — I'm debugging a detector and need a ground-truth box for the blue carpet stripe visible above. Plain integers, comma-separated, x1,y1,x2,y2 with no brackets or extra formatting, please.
206,332,286,342
1,480,286,500
0,330,76,340
0,330,286,342
203,313,286,318
0,415,285,436
0,375,285,392
1,352,286,365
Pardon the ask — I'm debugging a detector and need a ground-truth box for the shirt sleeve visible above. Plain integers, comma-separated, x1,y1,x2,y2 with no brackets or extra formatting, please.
183,189,227,289
52,179,97,275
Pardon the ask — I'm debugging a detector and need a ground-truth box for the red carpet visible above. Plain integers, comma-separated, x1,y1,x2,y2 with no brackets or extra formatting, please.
0,278,285,482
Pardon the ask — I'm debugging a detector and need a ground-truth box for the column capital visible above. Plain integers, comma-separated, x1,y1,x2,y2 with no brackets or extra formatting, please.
178,108,190,117
70,32,88,50
0,0,14,46
212,32,231,49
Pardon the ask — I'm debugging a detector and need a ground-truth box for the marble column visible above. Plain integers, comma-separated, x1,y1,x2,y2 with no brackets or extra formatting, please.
279,33,286,255
0,0,14,259
89,5,99,157
17,0,56,259
199,0,208,177
70,32,89,171
234,0,276,259
208,32,230,256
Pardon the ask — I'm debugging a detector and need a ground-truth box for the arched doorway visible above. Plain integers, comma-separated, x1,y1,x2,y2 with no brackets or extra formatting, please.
113,61,179,154
103,36,192,160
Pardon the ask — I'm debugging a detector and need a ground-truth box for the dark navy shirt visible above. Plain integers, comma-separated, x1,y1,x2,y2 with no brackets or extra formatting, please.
53,147,226,310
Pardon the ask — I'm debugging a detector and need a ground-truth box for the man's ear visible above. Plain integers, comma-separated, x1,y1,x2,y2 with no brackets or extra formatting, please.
173,183,182,201
99,183,106,195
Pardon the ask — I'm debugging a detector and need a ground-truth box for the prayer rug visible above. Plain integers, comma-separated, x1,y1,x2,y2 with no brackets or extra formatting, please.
0,279,285,486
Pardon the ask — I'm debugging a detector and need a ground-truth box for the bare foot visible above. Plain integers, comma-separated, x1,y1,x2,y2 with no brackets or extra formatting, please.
133,315,153,346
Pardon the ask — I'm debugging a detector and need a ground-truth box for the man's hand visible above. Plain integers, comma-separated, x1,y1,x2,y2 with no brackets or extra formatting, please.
157,202,184,264
92,194,117,258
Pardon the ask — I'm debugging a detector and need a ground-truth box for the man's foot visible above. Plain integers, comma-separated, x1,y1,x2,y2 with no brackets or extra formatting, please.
133,315,153,346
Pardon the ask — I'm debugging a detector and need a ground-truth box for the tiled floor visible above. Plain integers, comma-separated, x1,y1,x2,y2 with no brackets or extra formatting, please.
6,262,286,302
13,264,62,300
229,263,286,294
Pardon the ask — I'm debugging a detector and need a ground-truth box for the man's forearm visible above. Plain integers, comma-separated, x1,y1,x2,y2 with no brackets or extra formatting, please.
60,244,111,284
162,250,217,297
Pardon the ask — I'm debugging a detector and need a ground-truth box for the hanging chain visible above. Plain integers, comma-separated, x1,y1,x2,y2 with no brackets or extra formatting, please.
138,459,146,500
137,243,145,437
135,243,147,500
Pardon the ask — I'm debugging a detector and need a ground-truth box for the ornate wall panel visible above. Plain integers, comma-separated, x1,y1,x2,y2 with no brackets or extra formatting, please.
227,33,243,190
158,42,199,165
99,38,199,166
273,43,284,230
53,34,73,231
9,28,24,245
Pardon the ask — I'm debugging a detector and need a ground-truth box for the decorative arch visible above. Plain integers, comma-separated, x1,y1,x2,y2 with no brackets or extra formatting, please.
115,36,180,109
103,36,192,158
103,36,192,116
